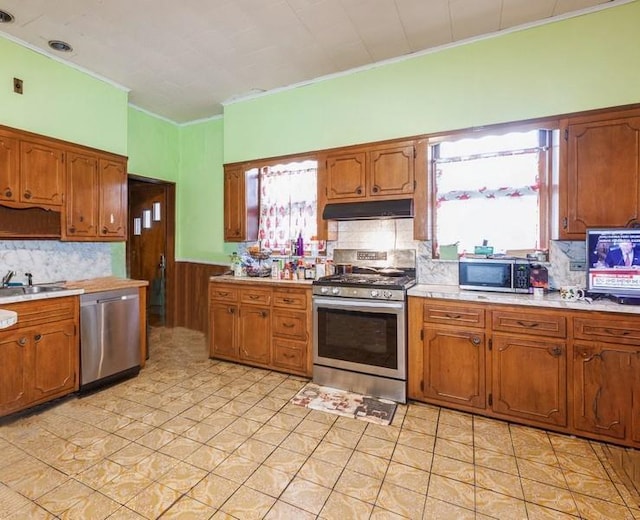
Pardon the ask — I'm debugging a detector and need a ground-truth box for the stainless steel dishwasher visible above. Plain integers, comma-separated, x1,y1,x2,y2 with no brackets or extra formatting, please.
80,287,141,391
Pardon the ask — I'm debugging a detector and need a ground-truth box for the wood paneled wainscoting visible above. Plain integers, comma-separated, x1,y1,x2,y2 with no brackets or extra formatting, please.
174,261,228,332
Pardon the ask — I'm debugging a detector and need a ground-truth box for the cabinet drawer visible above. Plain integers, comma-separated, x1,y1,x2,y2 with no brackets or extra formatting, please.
492,310,566,338
2,296,77,329
272,311,307,340
272,338,306,373
240,288,271,306
210,285,238,302
574,317,640,345
423,302,485,328
273,289,307,310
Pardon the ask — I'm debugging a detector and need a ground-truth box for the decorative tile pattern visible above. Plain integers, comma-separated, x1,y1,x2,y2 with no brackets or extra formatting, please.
0,326,636,520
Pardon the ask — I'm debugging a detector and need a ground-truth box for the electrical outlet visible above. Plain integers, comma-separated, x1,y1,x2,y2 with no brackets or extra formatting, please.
569,261,586,271
13,78,23,94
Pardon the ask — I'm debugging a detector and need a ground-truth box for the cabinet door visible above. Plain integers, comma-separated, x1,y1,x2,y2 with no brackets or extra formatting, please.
325,152,367,201
421,327,485,409
19,140,65,207
0,330,31,416
98,158,127,239
633,352,640,443
561,114,640,238
0,132,19,203
31,320,78,403
65,151,98,238
210,302,239,359
573,343,632,440
239,305,270,365
369,144,415,198
492,335,566,427
224,165,246,241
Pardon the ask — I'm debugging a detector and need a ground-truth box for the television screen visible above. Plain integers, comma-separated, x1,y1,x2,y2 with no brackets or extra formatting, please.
586,228,640,297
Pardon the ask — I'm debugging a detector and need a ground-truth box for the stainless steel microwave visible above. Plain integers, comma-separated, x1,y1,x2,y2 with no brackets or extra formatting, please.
459,257,531,293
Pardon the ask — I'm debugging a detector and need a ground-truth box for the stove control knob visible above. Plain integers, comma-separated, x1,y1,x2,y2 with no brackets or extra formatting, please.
331,287,341,295
370,290,379,298
320,287,329,294
383,291,393,299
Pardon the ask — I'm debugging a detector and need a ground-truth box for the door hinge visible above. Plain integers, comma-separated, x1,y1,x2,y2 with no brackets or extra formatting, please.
488,393,493,406
488,338,492,351
413,180,417,190
420,380,424,393
564,128,569,141
413,147,417,159
420,329,424,341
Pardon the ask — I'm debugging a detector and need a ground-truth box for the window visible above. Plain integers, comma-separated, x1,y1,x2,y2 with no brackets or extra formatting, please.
431,127,554,257
257,160,318,253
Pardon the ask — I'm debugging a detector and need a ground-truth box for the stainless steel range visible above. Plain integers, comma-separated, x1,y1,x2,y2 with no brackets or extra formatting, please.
312,249,416,403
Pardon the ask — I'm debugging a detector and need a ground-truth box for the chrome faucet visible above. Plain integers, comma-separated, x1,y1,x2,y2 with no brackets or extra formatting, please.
25,272,33,286
2,270,15,287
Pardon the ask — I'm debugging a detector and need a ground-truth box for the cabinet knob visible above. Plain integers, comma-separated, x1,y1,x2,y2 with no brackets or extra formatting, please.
69,226,76,233
101,227,108,234
18,337,27,346
471,336,481,346
228,307,235,314
356,186,363,195
261,311,268,318
23,190,32,200
4,189,12,198
550,346,563,357
34,334,42,342
372,185,380,194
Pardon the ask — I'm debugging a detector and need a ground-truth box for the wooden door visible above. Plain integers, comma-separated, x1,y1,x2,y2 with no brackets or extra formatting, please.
128,179,174,327
65,151,98,238
325,152,367,201
31,320,78,403
239,305,271,365
0,329,31,416
421,327,486,409
369,144,415,198
491,335,567,427
210,302,239,359
573,343,631,440
633,352,640,443
98,158,127,239
0,132,19,203
561,113,640,238
19,140,65,207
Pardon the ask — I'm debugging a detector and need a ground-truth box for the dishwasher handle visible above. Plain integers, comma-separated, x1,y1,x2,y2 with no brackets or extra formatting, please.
97,294,138,305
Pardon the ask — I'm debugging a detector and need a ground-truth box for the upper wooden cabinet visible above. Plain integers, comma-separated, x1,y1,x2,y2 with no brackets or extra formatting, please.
323,142,415,203
63,153,127,241
0,132,19,203
559,107,640,239
0,125,128,241
223,164,258,242
98,157,127,239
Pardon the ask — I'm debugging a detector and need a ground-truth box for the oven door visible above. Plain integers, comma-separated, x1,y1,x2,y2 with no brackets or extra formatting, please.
313,296,406,380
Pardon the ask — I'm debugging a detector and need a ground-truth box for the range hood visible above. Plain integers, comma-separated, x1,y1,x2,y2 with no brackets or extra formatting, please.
322,199,413,220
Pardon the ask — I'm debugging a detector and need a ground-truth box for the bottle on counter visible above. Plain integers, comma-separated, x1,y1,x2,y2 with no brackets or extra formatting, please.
231,252,243,277
295,232,304,257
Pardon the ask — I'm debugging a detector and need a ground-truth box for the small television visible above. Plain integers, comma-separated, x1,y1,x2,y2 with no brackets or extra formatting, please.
586,227,640,299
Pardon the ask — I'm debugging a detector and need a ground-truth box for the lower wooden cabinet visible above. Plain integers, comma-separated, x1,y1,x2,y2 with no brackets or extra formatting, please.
491,335,566,427
208,281,311,376
0,297,79,418
420,327,486,409
409,296,640,448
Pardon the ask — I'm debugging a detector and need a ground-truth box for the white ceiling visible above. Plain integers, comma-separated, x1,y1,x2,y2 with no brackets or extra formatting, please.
0,0,628,123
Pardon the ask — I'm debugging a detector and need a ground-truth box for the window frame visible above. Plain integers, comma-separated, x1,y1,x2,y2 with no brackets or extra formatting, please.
427,121,559,259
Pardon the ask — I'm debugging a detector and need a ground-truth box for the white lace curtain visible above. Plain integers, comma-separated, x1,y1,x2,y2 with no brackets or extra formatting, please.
258,160,317,252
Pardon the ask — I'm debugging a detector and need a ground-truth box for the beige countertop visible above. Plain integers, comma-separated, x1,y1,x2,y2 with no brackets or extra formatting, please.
210,274,314,287
408,283,640,314
64,276,148,293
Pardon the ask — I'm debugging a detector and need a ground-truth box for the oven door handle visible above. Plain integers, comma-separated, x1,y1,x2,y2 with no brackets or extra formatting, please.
313,297,404,311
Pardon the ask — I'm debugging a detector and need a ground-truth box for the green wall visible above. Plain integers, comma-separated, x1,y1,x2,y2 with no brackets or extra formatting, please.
0,37,127,154
127,107,180,182
179,118,232,262
223,1,640,162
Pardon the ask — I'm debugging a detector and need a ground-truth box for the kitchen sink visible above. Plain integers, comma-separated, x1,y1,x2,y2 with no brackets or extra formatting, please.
0,285,67,297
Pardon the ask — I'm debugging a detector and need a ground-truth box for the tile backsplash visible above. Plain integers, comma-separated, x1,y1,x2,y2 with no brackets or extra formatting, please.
0,241,114,285
329,218,589,289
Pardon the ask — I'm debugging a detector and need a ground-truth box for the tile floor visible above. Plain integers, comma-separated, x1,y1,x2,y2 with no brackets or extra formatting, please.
1,327,639,520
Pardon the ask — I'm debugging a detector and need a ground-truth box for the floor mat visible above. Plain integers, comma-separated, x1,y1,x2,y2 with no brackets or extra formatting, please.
290,382,397,426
